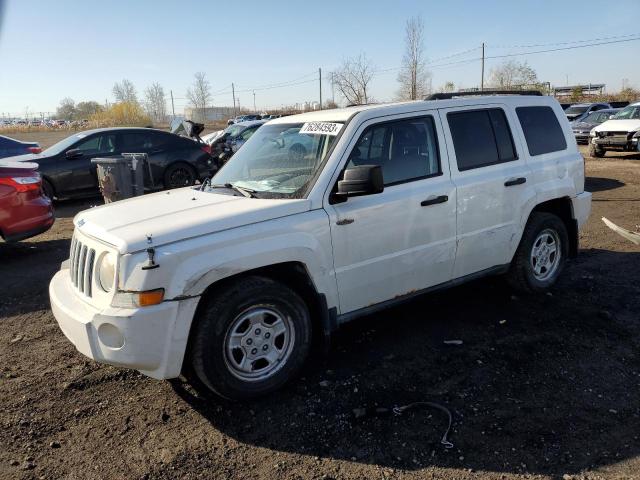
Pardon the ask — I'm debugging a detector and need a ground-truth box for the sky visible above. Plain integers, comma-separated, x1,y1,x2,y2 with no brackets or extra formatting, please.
0,0,639,117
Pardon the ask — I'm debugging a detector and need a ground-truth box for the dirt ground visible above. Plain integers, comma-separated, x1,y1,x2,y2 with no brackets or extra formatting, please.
1,145,639,480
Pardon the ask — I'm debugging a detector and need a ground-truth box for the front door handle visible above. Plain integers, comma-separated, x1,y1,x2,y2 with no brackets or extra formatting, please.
421,195,448,207
504,177,526,187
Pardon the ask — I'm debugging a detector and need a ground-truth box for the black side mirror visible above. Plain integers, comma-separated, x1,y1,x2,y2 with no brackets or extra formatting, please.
65,149,83,159
336,165,384,198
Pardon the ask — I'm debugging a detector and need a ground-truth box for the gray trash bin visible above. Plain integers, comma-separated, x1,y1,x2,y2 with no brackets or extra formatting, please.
91,153,148,203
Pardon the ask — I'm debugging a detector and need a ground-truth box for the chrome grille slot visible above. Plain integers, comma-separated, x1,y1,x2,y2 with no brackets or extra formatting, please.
77,246,87,292
85,249,95,297
69,234,97,298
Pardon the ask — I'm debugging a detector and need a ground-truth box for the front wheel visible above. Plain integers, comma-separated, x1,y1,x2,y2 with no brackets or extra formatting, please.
589,143,605,158
188,276,312,400
507,212,568,293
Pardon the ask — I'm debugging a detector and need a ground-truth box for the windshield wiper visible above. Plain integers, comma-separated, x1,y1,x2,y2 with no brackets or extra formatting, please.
210,183,257,198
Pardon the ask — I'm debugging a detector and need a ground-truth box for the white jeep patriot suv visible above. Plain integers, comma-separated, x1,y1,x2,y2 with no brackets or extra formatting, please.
50,92,592,400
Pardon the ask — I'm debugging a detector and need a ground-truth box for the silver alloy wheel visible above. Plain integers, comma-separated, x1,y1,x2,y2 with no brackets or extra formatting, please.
530,228,561,281
223,306,295,382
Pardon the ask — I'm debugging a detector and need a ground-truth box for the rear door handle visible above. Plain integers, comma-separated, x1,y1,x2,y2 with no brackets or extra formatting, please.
504,177,526,187
421,195,448,207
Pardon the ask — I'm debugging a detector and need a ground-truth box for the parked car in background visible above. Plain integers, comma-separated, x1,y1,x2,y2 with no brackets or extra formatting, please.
8,127,214,200
0,135,42,158
565,102,611,122
572,108,619,144
212,120,266,163
201,130,224,144
49,92,591,399
560,103,572,110
609,101,630,109
0,160,54,242
589,102,640,157
227,114,262,126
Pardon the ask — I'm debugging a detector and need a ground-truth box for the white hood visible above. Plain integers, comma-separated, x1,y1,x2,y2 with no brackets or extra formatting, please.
74,187,311,253
592,119,640,133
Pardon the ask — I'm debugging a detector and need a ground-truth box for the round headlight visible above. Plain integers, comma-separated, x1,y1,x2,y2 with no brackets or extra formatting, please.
97,253,116,292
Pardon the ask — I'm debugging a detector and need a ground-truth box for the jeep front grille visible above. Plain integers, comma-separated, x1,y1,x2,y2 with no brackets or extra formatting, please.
69,235,96,297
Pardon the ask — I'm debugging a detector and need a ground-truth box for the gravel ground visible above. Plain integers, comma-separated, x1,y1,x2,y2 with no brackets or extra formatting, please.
1,146,639,480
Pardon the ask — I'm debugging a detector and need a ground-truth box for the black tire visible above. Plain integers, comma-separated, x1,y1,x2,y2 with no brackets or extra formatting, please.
188,276,312,400
42,178,55,201
506,212,569,294
163,162,197,189
589,143,605,158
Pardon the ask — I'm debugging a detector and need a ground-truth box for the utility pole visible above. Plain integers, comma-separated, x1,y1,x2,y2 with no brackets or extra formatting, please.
170,90,176,118
480,42,485,91
232,83,237,117
319,67,322,109
331,72,335,104
253,91,256,112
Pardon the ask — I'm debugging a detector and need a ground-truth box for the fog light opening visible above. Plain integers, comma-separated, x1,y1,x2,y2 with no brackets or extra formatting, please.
97,323,125,349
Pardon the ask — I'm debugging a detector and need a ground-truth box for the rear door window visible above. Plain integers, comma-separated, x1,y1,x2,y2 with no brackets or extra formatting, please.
516,106,567,156
447,108,517,171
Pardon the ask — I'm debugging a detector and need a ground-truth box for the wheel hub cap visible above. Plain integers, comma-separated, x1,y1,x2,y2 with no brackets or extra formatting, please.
223,307,294,382
530,229,561,281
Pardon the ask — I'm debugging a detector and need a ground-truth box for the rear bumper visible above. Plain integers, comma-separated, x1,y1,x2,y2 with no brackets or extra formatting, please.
49,268,199,379
572,192,592,230
1,196,54,242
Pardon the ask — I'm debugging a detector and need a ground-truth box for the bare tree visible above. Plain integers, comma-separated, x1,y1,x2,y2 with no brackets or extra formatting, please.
489,60,538,90
397,16,431,100
112,79,138,104
332,54,375,105
186,72,212,122
75,101,103,119
144,82,166,123
56,97,76,120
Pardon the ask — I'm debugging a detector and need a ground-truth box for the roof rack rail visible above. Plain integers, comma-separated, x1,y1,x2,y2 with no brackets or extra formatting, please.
426,90,543,100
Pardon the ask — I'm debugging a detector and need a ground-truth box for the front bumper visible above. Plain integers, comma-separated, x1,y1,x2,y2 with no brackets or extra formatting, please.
572,191,592,230
49,268,199,379
573,133,590,144
592,136,639,151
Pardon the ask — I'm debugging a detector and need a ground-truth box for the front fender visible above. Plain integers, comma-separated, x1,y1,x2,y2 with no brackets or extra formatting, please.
119,210,338,310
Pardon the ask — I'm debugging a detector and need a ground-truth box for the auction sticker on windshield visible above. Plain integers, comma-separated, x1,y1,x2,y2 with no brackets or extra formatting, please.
299,122,343,136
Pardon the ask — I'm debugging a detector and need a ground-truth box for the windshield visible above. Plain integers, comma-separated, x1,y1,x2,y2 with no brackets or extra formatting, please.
583,112,611,123
209,122,342,199
225,124,247,138
565,106,589,115
613,105,640,120
43,132,88,155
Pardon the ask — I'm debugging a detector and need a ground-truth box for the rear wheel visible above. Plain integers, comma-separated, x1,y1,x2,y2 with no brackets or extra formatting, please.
163,162,197,189
188,276,312,400
589,143,605,158
42,178,55,200
507,212,568,293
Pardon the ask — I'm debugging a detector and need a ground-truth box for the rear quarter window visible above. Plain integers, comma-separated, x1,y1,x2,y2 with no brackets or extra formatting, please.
516,106,567,156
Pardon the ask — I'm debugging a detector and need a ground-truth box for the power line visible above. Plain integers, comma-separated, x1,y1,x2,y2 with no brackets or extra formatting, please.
234,71,318,92
485,36,640,60
488,32,640,49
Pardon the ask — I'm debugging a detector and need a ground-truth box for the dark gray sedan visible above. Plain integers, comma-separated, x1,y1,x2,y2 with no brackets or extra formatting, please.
572,108,619,144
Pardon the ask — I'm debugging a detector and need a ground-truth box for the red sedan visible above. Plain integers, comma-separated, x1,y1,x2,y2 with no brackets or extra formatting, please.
0,161,54,242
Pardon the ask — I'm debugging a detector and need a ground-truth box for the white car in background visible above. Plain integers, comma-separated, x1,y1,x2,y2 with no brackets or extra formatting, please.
201,130,224,144
589,102,640,157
